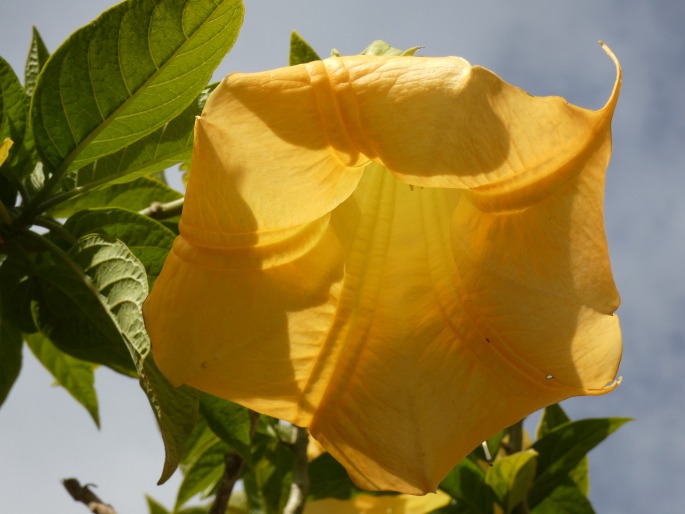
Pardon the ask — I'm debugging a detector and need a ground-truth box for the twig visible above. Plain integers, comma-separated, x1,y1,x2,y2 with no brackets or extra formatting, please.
283,426,310,514
138,198,184,220
62,478,117,514
209,452,245,514
208,410,260,514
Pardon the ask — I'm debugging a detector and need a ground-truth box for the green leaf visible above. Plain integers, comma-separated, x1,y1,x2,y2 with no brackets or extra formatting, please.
64,207,176,285
25,331,99,427
30,238,137,375
180,415,219,467
485,450,537,513
50,175,182,219
141,356,200,484
360,40,421,57
31,0,244,175
71,234,198,482
175,440,229,509
25,233,197,480
0,56,32,176
308,452,363,501
0,252,37,334
243,432,294,514
146,495,171,514
289,31,321,66
199,393,252,461
59,84,216,192
536,404,589,496
440,458,496,514
529,417,631,507
536,404,570,439
530,478,595,514
0,307,22,408
24,26,50,97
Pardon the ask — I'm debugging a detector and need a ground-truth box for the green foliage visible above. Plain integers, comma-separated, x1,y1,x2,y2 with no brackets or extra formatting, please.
0,295,22,407
25,331,99,426
434,404,629,514
24,27,49,97
289,30,321,65
176,440,230,509
308,452,365,501
199,393,253,461
30,0,243,175
485,450,538,513
0,12,628,514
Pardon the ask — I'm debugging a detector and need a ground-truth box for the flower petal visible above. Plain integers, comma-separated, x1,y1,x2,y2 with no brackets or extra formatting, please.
0,138,12,166
144,45,622,494
304,490,451,514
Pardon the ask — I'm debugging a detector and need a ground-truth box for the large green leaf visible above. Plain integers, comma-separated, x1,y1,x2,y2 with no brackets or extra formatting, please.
485,450,537,513
30,241,137,375
25,331,99,427
66,234,199,482
31,0,244,174
529,417,630,507
439,458,496,514
199,393,252,461
59,83,216,192
50,175,182,218
289,31,321,66
24,26,50,97
65,207,176,285
0,303,22,408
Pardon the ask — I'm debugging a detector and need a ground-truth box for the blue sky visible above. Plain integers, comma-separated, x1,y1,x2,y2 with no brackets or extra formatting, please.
1,1,684,512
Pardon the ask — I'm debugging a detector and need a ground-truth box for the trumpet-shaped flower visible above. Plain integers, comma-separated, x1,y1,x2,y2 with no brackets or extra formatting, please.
143,45,622,494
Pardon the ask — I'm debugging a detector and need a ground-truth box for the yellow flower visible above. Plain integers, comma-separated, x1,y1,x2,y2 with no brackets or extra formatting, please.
304,491,451,514
143,44,622,494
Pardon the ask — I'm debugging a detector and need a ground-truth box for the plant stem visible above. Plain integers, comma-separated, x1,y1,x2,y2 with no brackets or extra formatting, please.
209,452,245,514
283,426,310,514
138,198,184,220
208,410,259,514
62,478,116,514
19,228,84,279
33,216,78,246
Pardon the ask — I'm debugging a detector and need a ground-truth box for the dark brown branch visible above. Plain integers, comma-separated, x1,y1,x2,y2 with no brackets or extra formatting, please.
208,452,246,514
208,410,260,514
62,478,117,514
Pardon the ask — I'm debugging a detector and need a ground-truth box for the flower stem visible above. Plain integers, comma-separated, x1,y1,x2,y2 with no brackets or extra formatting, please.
138,198,184,220
284,426,310,514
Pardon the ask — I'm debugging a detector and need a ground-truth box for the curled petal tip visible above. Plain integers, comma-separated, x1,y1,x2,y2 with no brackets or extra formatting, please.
599,41,622,113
